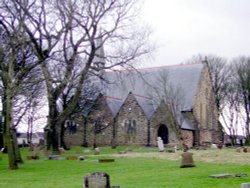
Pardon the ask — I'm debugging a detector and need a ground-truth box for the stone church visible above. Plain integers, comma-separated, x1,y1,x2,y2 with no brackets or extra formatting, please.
64,62,223,148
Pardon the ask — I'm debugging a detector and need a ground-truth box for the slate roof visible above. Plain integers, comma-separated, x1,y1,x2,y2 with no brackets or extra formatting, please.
105,96,123,117
133,93,155,119
103,63,204,112
181,117,196,130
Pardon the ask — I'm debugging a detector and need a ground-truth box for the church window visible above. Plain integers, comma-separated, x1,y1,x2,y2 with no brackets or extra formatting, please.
66,120,77,134
125,119,136,134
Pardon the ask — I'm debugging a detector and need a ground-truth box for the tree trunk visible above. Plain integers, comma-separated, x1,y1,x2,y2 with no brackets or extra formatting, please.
82,117,88,147
51,124,59,154
60,121,66,149
12,129,23,163
5,93,18,169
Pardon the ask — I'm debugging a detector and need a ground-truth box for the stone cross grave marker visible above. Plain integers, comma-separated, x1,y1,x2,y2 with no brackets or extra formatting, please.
157,137,164,152
84,172,110,188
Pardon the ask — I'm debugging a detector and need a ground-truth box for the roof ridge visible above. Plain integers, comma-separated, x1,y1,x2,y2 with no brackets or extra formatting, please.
132,93,152,100
104,95,123,101
105,63,203,73
136,62,203,71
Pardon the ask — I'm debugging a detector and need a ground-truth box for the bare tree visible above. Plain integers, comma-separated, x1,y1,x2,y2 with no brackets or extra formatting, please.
7,0,151,153
187,54,230,115
232,56,250,141
220,73,241,146
0,21,41,170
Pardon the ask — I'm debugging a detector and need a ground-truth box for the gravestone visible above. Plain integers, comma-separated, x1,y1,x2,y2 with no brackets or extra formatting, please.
236,147,241,152
78,156,85,161
84,172,110,188
242,183,250,188
180,151,195,168
243,147,248,153
94,148,100,155
118,150,127,154
157,137,164,152
98,159,115,163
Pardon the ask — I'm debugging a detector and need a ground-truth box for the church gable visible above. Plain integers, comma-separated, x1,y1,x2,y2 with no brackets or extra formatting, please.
115,92,149,145
85,94,116,146
193,63,222,145
150,100,178,146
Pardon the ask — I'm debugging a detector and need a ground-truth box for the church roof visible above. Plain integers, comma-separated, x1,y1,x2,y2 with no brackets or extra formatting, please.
105,96,123,117
181,117,196,130
133,94,155,119
103,63,204,112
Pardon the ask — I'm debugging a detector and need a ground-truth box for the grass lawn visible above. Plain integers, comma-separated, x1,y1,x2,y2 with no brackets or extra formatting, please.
0,146,250,188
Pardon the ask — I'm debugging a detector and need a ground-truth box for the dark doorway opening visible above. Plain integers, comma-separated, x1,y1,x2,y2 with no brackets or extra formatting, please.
157,124,169,144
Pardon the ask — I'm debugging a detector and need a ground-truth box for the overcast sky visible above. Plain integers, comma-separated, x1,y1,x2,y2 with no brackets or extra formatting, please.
141,0,250,67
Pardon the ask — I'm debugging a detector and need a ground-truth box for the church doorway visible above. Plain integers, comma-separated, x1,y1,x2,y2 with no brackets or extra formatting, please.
157,124,169,144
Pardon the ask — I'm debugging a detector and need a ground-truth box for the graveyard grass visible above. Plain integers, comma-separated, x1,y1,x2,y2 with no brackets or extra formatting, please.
1,147,250,188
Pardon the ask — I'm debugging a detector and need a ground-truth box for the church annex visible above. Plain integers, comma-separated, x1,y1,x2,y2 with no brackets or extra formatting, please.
64,63,222,148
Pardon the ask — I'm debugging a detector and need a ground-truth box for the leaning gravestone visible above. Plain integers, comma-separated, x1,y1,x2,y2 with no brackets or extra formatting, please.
157,137,164,152
180,151,195,168
84,172,110,188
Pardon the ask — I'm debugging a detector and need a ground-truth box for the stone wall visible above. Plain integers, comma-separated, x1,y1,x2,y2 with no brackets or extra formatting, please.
64,116,85,147
115,93,149,145
193,64,221,144
64,95,114,148
150,101,178,146
181,129,194,148
85,96,114,147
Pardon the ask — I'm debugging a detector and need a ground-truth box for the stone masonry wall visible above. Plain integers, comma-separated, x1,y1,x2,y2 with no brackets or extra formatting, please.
115,93,148,145
193,64,221,145
150,101,178,146
181,129,194,148
64,116,85,147
85,98,114,147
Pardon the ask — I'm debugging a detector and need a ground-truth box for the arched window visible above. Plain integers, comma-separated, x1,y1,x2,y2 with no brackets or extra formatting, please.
66,120,77,134
125,119,136,134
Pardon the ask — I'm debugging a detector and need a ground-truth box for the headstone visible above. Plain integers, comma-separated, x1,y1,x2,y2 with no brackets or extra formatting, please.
210,173,247,179
211,144,217,149
157,137,164,152
209,174,233,178
84,172,110,188
48,155,64,160
59,147,65,154
78,156,85,161
236,147,241,152
98,159,115,163
242,183,250,188
118,150,127,154
94,148,100,155
217,142,223,149
243,147,248,153
180,151,195,168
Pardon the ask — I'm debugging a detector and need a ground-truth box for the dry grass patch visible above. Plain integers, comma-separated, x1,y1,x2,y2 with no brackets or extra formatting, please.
110,148,250,165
